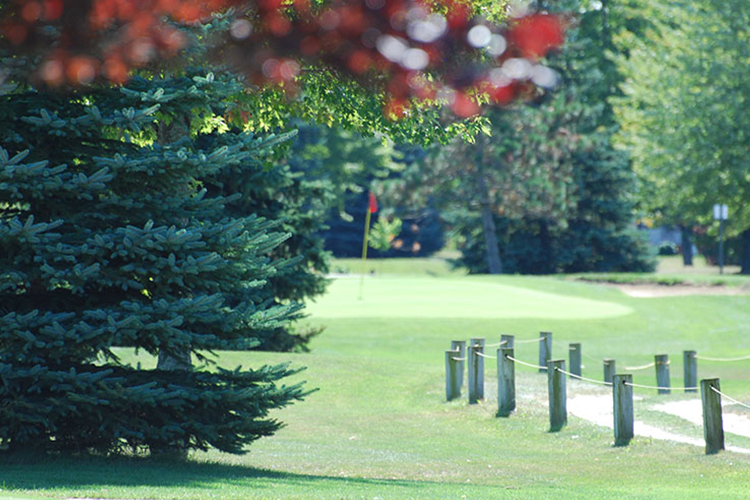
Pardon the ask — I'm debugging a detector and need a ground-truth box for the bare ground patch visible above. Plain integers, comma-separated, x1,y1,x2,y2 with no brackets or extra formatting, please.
568,391,750,454
612,283,749,298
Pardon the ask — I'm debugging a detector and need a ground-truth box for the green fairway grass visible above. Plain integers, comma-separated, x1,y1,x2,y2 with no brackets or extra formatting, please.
4,263,750,499
310,276,633,319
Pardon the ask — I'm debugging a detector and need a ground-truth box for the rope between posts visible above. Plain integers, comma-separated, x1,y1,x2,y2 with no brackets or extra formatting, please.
516,337,545,344
476,351,497,359
554,367,612,386
505,354,546,370
624,362,655,371
451,357,467,361
697,353,750,362
710,386,750,411
485,340,507,347
624,382,693,391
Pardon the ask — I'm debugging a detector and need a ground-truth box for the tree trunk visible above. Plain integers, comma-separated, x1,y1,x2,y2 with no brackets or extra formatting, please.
153,113,192,460
741,228,750,275
680,225,693,266
157,348,193,371
477,174,502,274
156,115,194,374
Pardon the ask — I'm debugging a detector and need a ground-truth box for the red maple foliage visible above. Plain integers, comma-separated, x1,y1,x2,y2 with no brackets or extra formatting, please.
1,0,565,115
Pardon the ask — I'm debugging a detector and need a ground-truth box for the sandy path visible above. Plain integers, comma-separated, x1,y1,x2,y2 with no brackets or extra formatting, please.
613,284,749,298
568,393,750,454
655,399,750,438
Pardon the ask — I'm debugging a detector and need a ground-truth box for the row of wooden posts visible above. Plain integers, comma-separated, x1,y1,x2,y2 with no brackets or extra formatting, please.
445,333,727,455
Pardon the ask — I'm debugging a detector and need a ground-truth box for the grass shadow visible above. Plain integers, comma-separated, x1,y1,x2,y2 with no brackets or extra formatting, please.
0,452,440,492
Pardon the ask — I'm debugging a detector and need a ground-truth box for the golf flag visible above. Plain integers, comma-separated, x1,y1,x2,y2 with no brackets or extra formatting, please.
359,191,377,300
368,192,378,214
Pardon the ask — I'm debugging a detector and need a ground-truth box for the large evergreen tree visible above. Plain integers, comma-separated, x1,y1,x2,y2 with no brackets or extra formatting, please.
198,124,334,351
0,73,308,454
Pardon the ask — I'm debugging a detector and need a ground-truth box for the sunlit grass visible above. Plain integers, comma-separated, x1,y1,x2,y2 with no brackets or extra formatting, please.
3,263,750,499
329,256,466,277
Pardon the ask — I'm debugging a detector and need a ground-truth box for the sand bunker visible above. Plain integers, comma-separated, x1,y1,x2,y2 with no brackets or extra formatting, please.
613,284,748,298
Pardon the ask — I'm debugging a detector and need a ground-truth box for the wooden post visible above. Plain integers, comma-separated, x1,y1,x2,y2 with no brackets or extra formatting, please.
472,338,485,401
539,331,552,373
501,334,515,349
497,347,515,417
569,343,582,377
445,350,460,401
613,374,634,446
683,350,697,393
468,338,485,404
655,354,670,395
451,340,466,389
547,359,567,432
701,378,724,455
603,358,616,384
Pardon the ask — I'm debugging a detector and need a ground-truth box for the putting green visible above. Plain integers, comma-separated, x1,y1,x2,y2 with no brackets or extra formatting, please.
308,277,633,319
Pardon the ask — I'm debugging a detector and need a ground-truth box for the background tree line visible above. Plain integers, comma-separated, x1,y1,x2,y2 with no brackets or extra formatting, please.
614,0,750,272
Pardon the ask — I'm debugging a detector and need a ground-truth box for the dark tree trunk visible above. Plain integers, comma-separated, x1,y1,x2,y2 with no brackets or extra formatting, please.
741,228,750,275
153,113,192,460
157,348,193,371
156,116,194,374
680,225,693,266
477,174,502,274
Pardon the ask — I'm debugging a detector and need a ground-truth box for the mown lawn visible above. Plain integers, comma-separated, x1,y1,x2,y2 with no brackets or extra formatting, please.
3,263,750,499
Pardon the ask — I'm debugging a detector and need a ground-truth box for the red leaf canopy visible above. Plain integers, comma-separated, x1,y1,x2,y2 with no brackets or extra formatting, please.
1,0,565,115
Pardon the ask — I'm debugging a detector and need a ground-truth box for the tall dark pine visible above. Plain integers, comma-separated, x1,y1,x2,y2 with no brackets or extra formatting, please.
0,74,307,454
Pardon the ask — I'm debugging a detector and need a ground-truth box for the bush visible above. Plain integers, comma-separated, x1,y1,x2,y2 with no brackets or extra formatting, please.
658,242,679,256
457,216,656,274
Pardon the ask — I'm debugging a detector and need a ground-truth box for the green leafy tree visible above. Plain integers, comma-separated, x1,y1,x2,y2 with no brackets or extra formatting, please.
614,0,750,272
384,0,654,274
0,74,309,454
384,93,580,274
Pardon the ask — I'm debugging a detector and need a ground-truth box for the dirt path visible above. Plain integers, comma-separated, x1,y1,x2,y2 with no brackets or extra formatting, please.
568,392,750,454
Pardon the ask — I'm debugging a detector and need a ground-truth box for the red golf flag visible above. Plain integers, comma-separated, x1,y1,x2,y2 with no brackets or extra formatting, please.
368,192,378,214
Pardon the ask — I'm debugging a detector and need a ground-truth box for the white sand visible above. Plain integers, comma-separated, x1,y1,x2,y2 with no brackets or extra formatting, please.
613,284,747,298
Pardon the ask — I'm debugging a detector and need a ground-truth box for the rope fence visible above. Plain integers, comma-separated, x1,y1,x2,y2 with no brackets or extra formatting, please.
711,386,750,411
624,361,655,371
515,336,545,344
505,354,545,370
555,366,612,387
485,340,507,348
624,381,692,392
697,353,750,362
443,332,750,455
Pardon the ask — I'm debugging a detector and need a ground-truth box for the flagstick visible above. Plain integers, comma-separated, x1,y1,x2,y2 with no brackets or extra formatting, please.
358,207,372,301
